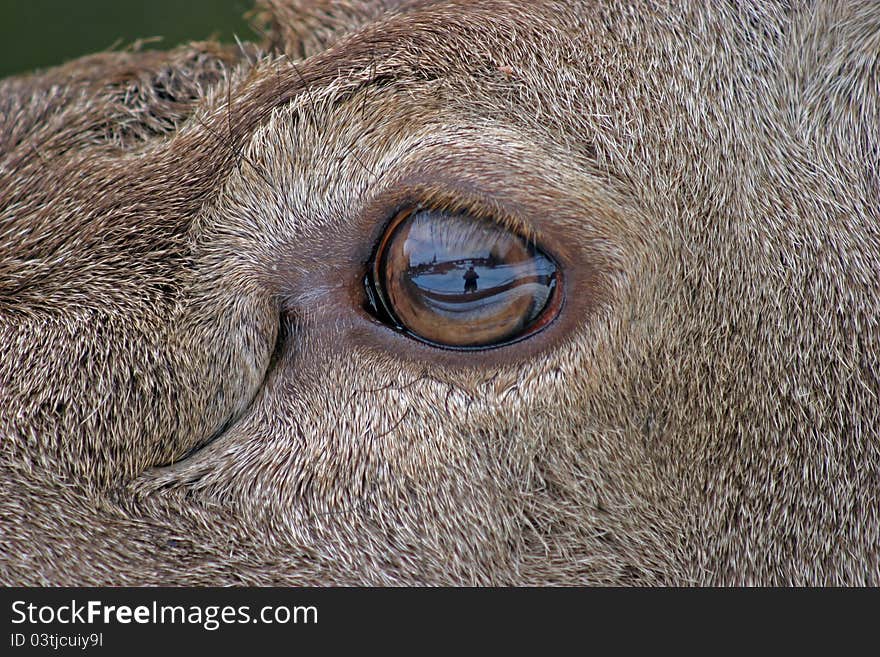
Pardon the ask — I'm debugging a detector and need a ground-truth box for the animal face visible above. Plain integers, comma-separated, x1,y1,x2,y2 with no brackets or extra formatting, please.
1,0,878,585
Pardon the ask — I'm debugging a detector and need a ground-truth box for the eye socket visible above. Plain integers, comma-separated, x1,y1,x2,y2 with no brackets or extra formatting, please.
365,208,561,350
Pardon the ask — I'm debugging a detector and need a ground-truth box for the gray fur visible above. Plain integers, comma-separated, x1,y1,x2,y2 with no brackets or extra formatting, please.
1,0,878,585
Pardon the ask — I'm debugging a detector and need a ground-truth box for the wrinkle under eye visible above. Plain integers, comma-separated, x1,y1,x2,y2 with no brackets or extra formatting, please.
367,208,561,349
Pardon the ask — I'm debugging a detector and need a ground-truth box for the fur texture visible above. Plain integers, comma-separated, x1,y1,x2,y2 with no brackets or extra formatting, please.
1,0,878,585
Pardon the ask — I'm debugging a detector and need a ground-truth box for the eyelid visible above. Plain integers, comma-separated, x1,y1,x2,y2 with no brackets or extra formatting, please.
364,189,544,257
335,144,621,366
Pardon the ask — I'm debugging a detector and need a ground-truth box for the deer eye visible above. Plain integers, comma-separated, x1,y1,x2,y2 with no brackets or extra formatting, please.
365,208,561,349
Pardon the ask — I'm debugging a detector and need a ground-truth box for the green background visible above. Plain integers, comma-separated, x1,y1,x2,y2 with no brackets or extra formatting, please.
0,0,257,78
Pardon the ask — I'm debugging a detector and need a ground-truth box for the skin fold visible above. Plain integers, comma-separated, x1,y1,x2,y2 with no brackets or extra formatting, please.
1,0,878,585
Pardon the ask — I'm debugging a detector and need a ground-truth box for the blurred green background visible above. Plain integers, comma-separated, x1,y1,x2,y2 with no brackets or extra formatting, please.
0,0,257,78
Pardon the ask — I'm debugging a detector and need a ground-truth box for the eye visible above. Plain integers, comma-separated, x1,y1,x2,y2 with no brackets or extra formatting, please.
365,208,561,349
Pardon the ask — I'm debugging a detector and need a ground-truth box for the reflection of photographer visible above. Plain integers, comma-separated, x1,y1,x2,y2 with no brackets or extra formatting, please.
463,265,479,293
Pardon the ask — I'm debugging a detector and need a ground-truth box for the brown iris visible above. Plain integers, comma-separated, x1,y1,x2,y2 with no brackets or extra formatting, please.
366,208,560,349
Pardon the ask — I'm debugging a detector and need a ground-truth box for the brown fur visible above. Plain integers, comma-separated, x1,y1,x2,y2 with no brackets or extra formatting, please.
1,0,878,585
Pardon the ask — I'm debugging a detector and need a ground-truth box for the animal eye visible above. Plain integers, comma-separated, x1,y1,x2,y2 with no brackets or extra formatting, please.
365,208,561,349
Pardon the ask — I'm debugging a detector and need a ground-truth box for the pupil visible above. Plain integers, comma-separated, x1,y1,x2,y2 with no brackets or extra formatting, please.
374,209,558,349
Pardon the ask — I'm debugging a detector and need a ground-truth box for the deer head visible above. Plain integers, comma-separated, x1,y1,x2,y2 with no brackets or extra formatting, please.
1,0,878,585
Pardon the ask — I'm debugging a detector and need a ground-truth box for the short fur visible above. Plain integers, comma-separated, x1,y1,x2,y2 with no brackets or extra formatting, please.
1,0,878,585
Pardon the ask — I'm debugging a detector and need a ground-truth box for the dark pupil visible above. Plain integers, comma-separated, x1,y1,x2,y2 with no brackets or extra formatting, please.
373,210,558,349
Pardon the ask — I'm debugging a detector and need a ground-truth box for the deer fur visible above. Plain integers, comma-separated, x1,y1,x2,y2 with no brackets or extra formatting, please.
1,0,878,585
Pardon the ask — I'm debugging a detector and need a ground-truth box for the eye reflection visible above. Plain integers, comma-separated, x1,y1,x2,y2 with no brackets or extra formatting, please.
369,209,560,349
